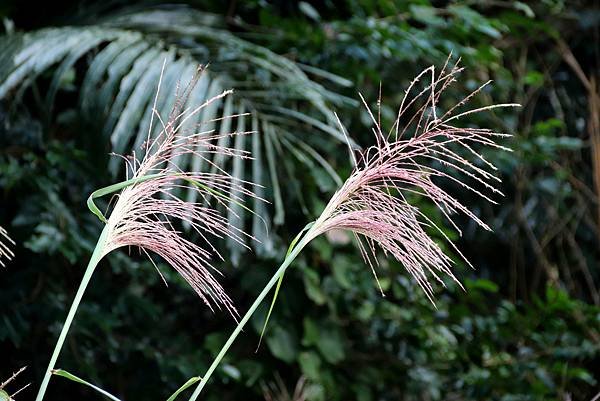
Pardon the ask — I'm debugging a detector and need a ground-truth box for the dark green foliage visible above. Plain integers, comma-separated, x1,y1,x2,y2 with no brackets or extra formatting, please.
1,1,599,401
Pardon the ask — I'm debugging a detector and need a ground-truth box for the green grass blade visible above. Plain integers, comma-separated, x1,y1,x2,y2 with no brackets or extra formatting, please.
256,222,314,348
86,173,164,222
86,173,252,224
227,102,247,264
166,377,202,401
187,222,316,401
36,226,110,401
251,115,274,255
256,272,286,351
52,369,122,401
263,120,285,225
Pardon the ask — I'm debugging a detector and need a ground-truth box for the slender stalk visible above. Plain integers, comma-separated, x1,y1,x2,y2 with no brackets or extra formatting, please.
35,224,109,401
187,230,314,401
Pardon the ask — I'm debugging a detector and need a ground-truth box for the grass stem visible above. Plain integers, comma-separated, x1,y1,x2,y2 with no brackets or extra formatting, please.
187,228,314,401
35,225,109,401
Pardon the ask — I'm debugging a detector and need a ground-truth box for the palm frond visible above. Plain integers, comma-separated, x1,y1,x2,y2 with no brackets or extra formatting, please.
0,6,355,257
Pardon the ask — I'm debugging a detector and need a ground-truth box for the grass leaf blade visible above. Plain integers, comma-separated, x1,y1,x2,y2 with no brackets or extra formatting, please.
166,377,202,401
52,369,122,401
256,222,314,349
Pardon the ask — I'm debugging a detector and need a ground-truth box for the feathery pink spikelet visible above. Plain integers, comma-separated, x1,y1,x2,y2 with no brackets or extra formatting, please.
0,226,15,267
103,65,257,315
308,59,517,303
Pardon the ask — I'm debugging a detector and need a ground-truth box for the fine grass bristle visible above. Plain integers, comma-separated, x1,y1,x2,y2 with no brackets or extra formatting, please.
0,226,15,267
102,63,261,316
307,58,518,303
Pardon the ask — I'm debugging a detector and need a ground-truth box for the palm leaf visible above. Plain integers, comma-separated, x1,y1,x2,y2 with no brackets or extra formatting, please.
0,6,356,256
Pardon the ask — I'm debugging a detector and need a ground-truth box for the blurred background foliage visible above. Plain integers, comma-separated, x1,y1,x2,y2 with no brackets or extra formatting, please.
1,0,599,400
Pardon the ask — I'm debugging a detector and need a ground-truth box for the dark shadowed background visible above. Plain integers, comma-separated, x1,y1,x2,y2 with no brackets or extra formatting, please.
0,1,599,400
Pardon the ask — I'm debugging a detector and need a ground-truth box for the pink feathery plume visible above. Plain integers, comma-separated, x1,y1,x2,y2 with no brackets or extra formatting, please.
307,58,518,303
102,64,258,315
0,226,15,267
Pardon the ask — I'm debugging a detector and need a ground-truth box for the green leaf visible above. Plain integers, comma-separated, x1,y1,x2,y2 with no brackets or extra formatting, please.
299,2,321,21
226,102,247,265
52,369,122,401
449,5,502,38
87,173,164,222
265,326,298,363
257,222,314,349
0,7,351,246
302,318,345,364
298,351,322,381
316,327,345,364
251,114,274,256
524,70,544,87
166,376,201,401
514,2,535,18
410,5,446,27
263,120,285,225
465,278,499,293
303,268,327,305
222,365,241,381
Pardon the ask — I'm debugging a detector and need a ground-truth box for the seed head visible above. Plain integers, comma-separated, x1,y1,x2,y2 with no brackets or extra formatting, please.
102,64,258,315
309,59,517,302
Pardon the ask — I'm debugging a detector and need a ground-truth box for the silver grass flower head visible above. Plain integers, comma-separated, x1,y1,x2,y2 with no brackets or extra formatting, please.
102,64,258,316
0,226,15,267
308,59,518,303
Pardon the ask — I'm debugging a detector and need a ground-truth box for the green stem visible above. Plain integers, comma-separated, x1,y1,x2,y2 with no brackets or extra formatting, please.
187,230,314,401
35,225,109,401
